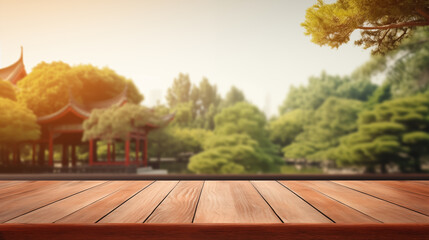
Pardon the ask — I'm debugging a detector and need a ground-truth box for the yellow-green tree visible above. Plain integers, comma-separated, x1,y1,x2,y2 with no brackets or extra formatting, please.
17,62,143,116
0,98,40,143
303,0,429,54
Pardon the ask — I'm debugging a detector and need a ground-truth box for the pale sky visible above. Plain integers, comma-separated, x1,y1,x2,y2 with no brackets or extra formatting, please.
0,0,372,116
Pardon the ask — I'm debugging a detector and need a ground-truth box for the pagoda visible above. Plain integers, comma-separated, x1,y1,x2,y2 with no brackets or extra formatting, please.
0,48,174,171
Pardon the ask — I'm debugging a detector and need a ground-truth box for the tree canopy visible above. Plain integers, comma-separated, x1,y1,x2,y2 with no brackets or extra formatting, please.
0,95,40,143
279,72,375,113
188,102,281,174
17,62,143,116
332,94,429,172
82,103,165,142
302,0,429,54
282,97,363,160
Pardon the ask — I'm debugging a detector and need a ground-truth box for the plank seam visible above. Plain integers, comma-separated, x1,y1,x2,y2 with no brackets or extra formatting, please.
331,181,429,217
191,181,205,223
95,181,155,223
53,185,124,223
250,181,284,223
367,182,429,198
285,181,383,223
143,181,180,223
276,181,336,223
5,181,109,223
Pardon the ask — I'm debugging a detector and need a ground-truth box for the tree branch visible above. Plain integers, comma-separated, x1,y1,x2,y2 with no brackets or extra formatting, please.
357,21,429,30
416,8,429,21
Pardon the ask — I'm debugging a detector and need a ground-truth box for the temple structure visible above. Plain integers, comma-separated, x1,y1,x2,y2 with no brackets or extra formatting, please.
0,47,27,85
0,48,174,171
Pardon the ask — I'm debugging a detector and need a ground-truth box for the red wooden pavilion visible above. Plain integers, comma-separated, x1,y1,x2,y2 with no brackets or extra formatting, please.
0,48,174,169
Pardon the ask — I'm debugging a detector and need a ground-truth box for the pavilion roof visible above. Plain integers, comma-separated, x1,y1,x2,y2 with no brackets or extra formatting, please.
37,85,175,130
0,47,27,85
37,85,129,124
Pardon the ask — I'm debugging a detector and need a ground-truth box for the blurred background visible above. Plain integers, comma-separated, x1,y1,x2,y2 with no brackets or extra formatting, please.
1,0,428,175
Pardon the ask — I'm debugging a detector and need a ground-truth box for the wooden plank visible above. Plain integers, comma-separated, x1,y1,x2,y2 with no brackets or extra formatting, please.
252,181,331,223
294,181,429,223
409,181,429,186
374,181,429,197
99,181,178,223
146,181,204,223
1,224,429,240
0,181,27,189
193,181,281,223
334,181,429,215
0,181,65,201
0,181,105,222
280,181,379,223
7,181,134,223
56,181,153,223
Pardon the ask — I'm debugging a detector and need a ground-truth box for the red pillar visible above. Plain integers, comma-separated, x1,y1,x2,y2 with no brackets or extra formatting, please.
107,143,111,163
32,144,36,165
135,138,139,165
48,132,54,167
125,139,130,166
71,145,77,167
143,138,148,167
89,139,94,166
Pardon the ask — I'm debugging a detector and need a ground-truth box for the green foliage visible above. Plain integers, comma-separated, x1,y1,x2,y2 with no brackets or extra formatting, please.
171,101,194,127
171,127,213,154
166,73,192,108
17,62,143,116
0,98,40,143
0,81,16,101
268,109,309,146
82,103,164,142
302,0,429,54
384,27,429,97
333,95,429,172
279,72,375,113
222,86,246,107
282,97,363,160
189,102,282,174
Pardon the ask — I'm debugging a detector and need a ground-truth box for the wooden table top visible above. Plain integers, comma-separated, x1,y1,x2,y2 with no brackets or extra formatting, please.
0,180,428,224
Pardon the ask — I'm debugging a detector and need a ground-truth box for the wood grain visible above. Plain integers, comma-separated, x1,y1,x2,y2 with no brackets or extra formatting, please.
1,224,429,240
334,181,429,215
7,181,132,223
98,181,178,223
0,181,27,189
373,181,429,197
0,181,105,222
0,181,65,201
280,181,379,223
252,181,331,223
193,181,281,223
296,181,429,223
146,181,204,223
56,181,153,223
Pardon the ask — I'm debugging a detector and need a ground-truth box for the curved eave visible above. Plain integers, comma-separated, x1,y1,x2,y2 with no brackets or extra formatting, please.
145,113,176,130
37,103,90,124
37,92,129,124
0,47,27,84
